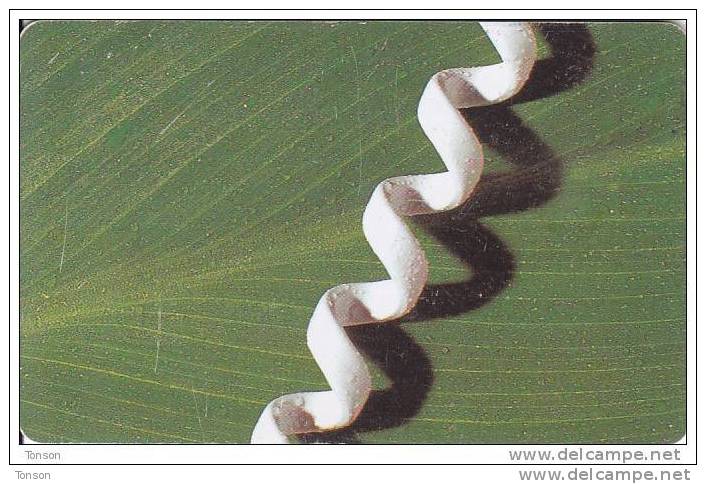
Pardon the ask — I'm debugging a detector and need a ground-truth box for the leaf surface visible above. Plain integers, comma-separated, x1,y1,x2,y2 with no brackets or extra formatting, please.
20,21,686,443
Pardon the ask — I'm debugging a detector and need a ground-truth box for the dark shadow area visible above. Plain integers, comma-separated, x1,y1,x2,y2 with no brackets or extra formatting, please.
300,324,433,444
302,23,596,444
405,221,515,322
511,23,597,105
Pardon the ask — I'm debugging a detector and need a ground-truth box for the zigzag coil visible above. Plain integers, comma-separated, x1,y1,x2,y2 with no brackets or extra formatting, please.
251,22,537,444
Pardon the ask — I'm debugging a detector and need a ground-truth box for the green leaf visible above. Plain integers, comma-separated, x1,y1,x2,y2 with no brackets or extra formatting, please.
20,20,685,444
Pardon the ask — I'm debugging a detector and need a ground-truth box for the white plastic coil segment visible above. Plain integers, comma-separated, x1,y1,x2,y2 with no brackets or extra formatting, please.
250,21,537,444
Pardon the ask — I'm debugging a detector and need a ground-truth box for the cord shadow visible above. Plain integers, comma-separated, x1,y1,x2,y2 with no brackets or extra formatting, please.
512,22,597,105
301,23,596,444
299,324,433,444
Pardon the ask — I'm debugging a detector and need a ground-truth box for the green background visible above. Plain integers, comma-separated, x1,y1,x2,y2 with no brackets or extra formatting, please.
20,21,686,443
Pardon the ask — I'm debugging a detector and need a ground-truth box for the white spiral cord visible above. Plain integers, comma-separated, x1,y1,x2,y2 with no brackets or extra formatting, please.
250,22,538,444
